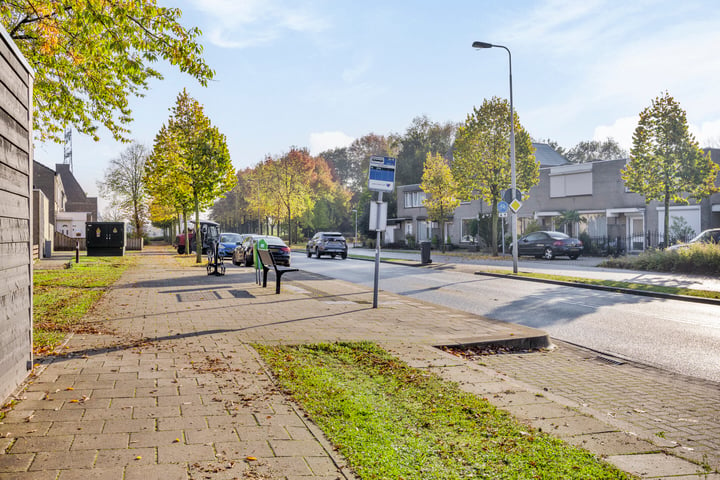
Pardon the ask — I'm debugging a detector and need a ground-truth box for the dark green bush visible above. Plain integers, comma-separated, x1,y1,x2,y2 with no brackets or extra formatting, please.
599,243,720,275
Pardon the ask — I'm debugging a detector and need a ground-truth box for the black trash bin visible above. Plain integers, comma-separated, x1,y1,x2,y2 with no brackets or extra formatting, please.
420,241,432,264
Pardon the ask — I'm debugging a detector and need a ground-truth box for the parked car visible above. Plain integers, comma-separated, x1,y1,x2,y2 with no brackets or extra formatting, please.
306,232,348,259
512,231,583,260
218,232,248,258
667,228,720,251
233,235,291,267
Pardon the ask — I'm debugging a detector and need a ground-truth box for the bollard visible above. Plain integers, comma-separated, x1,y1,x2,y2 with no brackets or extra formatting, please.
75,241,80,263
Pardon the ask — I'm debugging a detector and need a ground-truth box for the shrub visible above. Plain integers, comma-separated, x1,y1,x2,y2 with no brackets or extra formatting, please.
599,243,720,275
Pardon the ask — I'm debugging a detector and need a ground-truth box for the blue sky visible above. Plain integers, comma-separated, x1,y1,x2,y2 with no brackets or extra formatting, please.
33,0,720,216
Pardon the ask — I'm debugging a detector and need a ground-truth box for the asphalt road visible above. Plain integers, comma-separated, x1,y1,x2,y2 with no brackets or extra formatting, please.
287,252,720,383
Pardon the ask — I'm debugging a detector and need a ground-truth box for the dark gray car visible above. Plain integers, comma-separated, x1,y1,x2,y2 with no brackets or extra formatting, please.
306,232,348,259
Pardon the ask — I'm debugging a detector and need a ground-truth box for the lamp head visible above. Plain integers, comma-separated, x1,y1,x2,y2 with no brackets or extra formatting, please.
472,41,493,49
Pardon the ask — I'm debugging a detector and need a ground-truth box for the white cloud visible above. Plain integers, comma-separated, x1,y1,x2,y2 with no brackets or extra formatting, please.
593,116,638,151
309,131,354,155
186,0,329,48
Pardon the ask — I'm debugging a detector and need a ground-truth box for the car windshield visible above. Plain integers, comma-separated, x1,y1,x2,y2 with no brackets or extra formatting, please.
547,232,570,240
221,233,243,243
691,230,720,243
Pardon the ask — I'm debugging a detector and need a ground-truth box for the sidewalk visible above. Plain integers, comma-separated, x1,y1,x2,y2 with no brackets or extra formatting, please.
1,247,718,479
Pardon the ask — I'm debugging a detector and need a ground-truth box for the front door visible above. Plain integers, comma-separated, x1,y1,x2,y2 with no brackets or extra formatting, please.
628,216,645,252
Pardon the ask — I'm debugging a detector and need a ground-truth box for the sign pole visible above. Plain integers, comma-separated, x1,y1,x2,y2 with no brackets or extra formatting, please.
372,192,383,309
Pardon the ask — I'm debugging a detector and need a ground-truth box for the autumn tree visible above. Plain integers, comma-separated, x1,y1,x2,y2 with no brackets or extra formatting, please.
393,116,457,187
147,90,235,262
621,91,719,246
261,148,317,244
420,152,460,252
1,1,213,143
566,138,627,163
452,97,538,256
97,142,149,237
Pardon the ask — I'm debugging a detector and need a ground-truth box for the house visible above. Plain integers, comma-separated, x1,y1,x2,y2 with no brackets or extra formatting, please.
394,144,720,252
33,161,97,241
395,143,570,246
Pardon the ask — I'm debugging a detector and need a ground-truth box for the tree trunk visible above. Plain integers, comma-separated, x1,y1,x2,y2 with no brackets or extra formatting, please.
194,193,202,264
491,198,499,256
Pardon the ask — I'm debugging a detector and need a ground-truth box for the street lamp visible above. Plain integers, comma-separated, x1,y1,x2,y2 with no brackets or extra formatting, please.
351,209,358,248
472,41,519,274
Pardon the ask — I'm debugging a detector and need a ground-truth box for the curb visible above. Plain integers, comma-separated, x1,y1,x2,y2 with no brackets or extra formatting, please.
473,271,720,306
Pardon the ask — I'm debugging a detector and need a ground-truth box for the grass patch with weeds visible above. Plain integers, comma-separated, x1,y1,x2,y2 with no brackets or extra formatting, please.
483,269,720,300
257,342,631,479
32,255,133,353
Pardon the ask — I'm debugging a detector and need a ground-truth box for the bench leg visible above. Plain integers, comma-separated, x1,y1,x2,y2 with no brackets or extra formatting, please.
275,271,283,294
262,267,269,288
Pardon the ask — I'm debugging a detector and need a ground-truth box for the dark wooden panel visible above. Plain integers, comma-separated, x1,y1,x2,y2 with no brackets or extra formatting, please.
0,161,29,196
0,53,29,113
0,71,28,129
0,136,29,173
0,243,31,271
0,271,30,321
0,106,29,153
0,34,30,101
0,190,30,219
0,217,30,243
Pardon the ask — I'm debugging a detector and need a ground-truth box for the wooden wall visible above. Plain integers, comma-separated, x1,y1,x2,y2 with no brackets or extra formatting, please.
0,25,33,403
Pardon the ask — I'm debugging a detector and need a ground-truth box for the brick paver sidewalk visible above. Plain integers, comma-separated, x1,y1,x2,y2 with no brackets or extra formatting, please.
2,246,718,479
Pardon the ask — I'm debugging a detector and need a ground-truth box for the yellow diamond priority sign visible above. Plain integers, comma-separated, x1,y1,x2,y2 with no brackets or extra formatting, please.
509,198,522,213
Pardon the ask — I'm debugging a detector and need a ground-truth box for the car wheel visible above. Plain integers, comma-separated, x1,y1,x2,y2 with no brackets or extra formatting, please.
307,249,312,258
543,247,554,260
569,254,579,260
177,246,185,254
315,248,321,258
341,252,347,259
331,253,336,258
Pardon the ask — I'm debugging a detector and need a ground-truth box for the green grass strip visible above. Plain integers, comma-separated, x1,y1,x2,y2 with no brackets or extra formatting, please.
33,256,132,352
257,342,631,479
484,269,720,300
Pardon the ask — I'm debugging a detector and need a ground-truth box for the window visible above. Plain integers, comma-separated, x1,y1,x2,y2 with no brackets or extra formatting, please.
549,164,593,198
404,191,426,208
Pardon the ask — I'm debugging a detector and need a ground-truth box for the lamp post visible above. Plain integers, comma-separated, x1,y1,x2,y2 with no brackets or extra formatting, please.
472,41,519,274
351,209,358,248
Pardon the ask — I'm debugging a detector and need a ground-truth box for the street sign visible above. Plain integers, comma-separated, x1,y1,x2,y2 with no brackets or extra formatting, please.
499,212,508,218
497,201,509,214
509,198,522,213
503,188,523,204
368,156,396,192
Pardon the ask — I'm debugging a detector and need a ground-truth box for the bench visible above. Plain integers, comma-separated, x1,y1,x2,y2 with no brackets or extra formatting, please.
257,248,298,294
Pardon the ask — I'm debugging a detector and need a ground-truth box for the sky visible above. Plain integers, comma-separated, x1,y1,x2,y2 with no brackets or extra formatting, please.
32,0,720,216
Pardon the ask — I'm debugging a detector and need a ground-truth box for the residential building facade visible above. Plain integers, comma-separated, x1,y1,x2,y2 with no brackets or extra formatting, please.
394,145,720,252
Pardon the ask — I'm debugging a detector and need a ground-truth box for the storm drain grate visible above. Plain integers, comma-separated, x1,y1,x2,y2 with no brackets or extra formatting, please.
229,289,255,299
595,355,626,366
176,291,222,302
